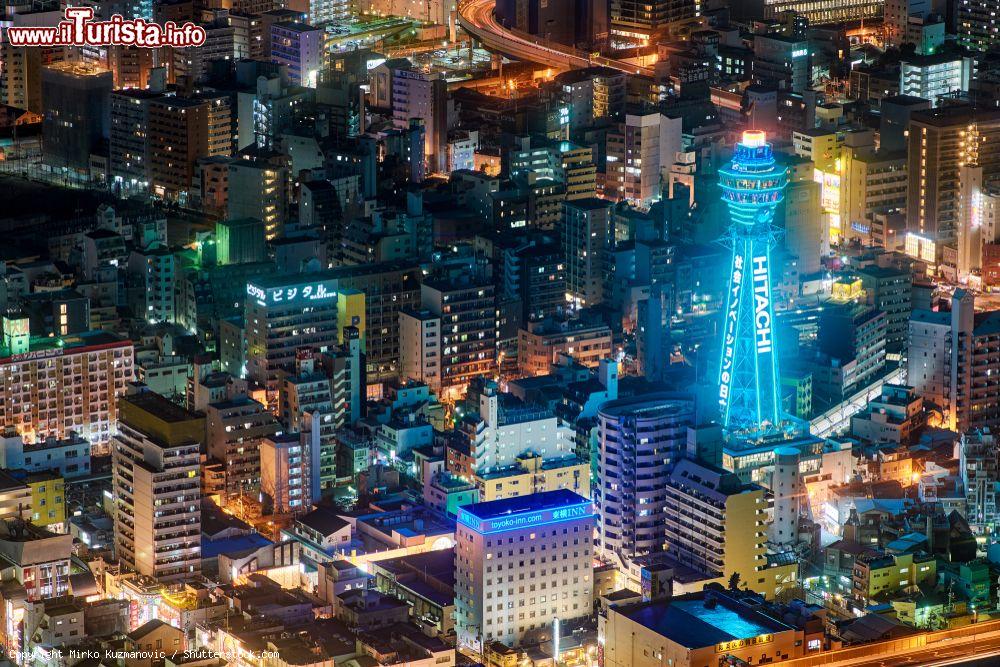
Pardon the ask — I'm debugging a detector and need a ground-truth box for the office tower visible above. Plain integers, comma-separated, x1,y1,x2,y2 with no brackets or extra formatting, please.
606,112,681,206
717,131,788,434
270,22,325,87
245,274,341,388
594,395,696,580
960,0,1000,51
260,432,311,515
900,54,973,106
907,106,1000,245
664,458,795,598
417,278,497,401
609,0,696,43
112,392,202,582
41,63,112,173
909,289,1000,433
362,0,449,24
148,93,233,202
754,0,880,24
563,199,613,308
752,33,810,93
552,68,626,129
206,396,280,503
455,490,594,651
227,150,289,241
217,218,267,265
0,314,134,455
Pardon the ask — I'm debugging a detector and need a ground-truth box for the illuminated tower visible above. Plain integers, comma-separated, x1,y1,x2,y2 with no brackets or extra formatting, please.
717,130,788,434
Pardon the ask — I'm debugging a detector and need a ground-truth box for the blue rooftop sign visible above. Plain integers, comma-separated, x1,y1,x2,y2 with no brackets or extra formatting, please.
457,500,593,535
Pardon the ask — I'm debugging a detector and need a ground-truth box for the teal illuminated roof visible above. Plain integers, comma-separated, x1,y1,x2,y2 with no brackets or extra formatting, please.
618,594,793,650
0,330,128,363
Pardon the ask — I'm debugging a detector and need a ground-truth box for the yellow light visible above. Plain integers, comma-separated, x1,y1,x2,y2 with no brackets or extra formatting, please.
742,130,766,147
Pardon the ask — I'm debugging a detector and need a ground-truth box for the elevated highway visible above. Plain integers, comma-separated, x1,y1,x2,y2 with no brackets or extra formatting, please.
457,0,655,77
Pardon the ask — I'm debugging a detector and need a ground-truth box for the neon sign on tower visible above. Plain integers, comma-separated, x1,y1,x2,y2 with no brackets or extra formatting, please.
717,130,788,434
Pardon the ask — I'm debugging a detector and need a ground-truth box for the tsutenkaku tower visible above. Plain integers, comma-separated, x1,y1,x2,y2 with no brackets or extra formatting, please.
717,130,788,434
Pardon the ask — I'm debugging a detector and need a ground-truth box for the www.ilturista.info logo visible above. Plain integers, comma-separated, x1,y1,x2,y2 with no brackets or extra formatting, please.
4,7,207,47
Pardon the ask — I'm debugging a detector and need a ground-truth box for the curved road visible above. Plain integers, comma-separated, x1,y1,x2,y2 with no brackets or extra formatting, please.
457,0,656,77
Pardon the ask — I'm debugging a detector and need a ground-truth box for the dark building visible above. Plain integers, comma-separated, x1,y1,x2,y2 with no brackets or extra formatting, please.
496,0,610,47
41,63,113,173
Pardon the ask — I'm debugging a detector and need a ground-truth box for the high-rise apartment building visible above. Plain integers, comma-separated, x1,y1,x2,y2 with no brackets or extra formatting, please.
370,59,448,172
147,93,233,202
417,278,497,400
909,289,1000,433
227,149,290,240
960,429,1000,533
551,68,626,129
128,243,177,324
857,265,912,353
563,198,613,308
899,53,973,106
260,432,311,515
0,314,133,456
465,384,575,473
206,395,280,503
606,112,681,206
960,0,1000,51
664,458,796,598
907,106,1000,245
270,21,325,88
887,0,932,46
840,146,908,247
594,395,696,581
455,490,594,651
109,88,164,195
112,392,202,582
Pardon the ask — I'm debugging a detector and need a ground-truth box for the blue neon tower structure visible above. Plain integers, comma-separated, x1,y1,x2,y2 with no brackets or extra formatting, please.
717,130,788,434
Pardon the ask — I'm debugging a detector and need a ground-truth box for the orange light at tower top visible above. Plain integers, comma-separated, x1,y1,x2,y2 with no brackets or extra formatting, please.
742,129,767,148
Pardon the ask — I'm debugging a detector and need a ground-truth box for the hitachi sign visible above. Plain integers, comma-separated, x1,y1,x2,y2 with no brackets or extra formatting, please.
752,255,772,354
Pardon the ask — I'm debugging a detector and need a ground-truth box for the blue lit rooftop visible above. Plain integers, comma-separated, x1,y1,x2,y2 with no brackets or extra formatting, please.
618,593,793,649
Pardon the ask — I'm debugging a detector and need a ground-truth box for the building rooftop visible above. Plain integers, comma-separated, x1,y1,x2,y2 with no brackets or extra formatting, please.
0,329,129,363
616,593,793,650
458,488,589,522
122,391,200,424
